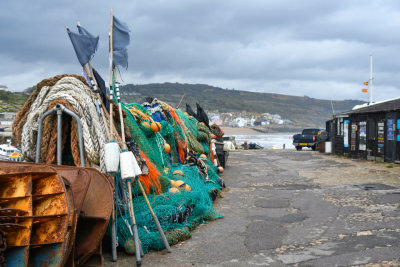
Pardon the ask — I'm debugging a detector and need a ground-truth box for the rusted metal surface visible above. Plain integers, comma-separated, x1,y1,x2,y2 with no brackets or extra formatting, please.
32,193,68,216
0,207,29,216
0,163,72,267
73,168,113,266
1,218,32,246
0,173,31,198
0,161,114,267
31,216,67,245
0,197,32,216
32,173,64,195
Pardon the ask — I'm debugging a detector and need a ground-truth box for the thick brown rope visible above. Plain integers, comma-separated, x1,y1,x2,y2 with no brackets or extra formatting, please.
12,74,89,146
46,124,58,164
41,100,83,166
40,114,55,160
70,119,81,167
36,74,88,91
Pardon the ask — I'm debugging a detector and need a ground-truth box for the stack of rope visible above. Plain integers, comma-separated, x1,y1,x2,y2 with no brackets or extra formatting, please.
12,74,107,172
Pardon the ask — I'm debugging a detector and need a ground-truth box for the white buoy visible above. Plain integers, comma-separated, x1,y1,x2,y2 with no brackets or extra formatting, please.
131,154,142,176
120,151,136,179
211,142,217,153
105,141,120,173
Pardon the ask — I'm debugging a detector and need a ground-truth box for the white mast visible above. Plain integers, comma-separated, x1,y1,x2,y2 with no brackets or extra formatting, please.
369,54,373,104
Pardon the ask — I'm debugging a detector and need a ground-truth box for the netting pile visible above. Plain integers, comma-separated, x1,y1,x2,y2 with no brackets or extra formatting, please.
113,98,224,254
12,75,225,255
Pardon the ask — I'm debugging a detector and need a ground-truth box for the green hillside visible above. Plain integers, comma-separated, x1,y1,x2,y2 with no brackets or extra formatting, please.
121,83,363,127
0,82,363,127
0,90,29,112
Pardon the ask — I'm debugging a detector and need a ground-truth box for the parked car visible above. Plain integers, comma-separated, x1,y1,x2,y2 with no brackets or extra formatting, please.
293,128,327,151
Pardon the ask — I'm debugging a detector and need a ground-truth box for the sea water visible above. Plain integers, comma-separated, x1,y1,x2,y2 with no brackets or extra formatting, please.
227,132,298,150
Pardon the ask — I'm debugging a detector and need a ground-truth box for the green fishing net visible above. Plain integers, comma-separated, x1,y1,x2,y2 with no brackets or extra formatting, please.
106,101,224,254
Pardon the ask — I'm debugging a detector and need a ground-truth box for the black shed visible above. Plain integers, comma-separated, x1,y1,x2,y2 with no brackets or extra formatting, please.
328,98,400,163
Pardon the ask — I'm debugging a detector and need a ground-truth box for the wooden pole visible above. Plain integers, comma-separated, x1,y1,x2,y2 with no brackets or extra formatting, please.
137,180,171,252
83,64,111,139
109,9,115,142
127,180,141,264
113,68,128,150
176,93,186,109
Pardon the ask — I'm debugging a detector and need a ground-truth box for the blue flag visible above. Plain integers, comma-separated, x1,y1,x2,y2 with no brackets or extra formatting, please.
67,28,98,66
112,16,130,69
77,25,99,56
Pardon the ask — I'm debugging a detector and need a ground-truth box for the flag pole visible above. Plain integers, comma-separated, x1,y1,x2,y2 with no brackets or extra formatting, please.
109,9,115,142
369,54,373,105
77,20,112,140
86,62,122,143
109,9,144,265
66,22,121,143
113,68,127,150
114,67,172,253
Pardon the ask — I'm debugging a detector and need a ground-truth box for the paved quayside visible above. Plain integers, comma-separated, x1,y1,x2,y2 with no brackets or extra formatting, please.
106,150,400,267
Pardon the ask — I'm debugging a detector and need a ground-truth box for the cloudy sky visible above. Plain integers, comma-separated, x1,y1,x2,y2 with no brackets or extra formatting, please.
1,0,400,102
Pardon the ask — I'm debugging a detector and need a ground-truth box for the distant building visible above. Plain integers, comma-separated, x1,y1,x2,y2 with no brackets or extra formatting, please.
0,85,8,91
234,117,246,127
0,112,16,121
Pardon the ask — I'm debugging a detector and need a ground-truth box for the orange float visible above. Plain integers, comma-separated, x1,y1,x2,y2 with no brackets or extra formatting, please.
150,121,161,132
164,143,171,153
169,187,180,194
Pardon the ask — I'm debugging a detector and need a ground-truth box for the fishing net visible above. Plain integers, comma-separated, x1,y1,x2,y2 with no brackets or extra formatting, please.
108,99,224,254
11,74,225,256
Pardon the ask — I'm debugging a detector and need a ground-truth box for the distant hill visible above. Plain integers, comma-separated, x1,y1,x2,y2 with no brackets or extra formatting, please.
121,83,363,127
0,90,29,112
1,82,363,127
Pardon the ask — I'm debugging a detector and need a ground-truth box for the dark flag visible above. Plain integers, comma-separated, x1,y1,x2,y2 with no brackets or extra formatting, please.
186,104,197,119
92,68,110,110
77,25,99,57
113,49,128,69
196,103,210,129
112,16,130,69
67,28,97,66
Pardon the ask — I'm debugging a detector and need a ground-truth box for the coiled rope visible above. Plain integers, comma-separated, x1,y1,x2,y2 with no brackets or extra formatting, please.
13,75,107,172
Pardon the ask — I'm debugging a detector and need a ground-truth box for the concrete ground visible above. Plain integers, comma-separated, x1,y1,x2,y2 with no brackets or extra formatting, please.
105,150,400,267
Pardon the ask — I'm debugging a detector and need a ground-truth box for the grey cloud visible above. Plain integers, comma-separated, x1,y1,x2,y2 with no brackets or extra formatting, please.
0,0,400,102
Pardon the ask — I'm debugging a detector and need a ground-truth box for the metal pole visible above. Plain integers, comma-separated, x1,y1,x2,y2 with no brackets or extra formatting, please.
35,104,85,167
35,109,56,163
60,104,85,167
57,109,63,165
370,54,373,105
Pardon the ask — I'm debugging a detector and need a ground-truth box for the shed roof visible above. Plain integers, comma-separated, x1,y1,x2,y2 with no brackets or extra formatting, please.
336,98,400,116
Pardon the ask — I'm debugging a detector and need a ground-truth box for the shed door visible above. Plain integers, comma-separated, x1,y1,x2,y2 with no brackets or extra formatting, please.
385,113,396,162
350,123,357,155
377,120,385,158
367,118,376,157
